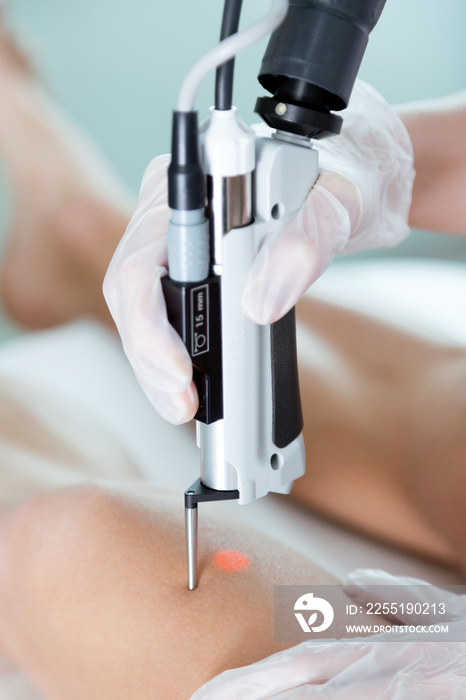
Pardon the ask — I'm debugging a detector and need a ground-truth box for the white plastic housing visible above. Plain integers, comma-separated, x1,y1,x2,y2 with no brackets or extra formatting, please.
200,107,255,177
199,120,318,504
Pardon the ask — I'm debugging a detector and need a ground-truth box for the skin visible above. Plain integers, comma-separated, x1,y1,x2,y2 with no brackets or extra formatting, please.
0,483,372,699
0,15,134,329
0,300,462,698
398,92,466,235
294,296,462,568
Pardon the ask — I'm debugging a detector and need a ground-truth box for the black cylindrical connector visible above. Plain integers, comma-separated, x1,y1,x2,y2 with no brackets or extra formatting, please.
259,0,386,112
255,0,386,139
168,111,205,211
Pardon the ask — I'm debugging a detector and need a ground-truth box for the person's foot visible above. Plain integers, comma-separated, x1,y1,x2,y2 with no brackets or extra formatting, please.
0,13,136,329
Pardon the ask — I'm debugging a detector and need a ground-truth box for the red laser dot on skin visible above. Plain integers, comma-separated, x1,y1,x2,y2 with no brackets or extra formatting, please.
213,550,250,572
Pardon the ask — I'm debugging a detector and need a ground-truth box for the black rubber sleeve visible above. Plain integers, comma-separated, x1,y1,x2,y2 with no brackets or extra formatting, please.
168,111,205,211
270,307,303,449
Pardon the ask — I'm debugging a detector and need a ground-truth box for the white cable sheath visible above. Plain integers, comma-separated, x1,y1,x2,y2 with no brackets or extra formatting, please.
177,0,289,112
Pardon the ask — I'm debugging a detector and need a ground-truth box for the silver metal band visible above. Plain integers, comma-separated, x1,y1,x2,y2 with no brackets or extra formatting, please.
206,173,253,273
198,172,253,492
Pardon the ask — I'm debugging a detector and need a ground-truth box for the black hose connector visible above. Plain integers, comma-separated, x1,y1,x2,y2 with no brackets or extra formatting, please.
255,0,386,138
168,111,205,211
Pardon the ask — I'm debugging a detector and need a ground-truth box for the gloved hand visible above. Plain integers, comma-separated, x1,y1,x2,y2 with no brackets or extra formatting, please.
104,80,415,423
190,569,466,699
103,154,199,424
243,80,415,323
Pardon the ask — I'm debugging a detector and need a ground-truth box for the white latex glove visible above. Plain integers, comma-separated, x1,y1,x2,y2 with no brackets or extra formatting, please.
103,154,199,424
243,80,415,324
104,80,415,423
190,569,466,699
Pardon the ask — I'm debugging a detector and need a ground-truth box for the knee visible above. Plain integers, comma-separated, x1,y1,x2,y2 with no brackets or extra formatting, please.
2,483,136,604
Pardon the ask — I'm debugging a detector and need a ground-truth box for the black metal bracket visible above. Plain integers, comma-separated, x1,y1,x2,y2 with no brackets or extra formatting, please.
185,478,239,509
255,96,342,140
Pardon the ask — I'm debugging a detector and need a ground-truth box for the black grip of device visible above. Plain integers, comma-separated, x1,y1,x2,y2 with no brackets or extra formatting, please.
161,275,223,424
270,308,303,448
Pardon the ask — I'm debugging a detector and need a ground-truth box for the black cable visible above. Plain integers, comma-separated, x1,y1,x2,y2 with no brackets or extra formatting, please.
215,0,244,110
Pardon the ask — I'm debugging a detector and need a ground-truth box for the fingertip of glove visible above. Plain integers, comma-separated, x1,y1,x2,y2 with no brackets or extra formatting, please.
313,177,362,231
345,568,396,590
242,277,287,324
155,382,199,424
242,295,291,326
242,241,319,324
242,293,273,325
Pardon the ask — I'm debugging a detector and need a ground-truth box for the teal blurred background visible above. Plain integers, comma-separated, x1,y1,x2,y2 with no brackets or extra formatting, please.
1,0,466,334
9,0,466,190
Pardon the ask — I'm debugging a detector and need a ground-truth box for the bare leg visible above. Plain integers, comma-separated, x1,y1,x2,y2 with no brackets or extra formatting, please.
293,295,464,570
0,16,134,328
0,483,370,699
398,95,466,235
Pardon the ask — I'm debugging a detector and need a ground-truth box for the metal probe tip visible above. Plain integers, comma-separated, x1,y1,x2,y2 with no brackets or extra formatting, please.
184,479,239,590
186,504,198,590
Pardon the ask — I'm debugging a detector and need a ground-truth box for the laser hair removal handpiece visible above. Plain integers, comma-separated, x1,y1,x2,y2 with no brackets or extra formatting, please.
161,0,387,590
